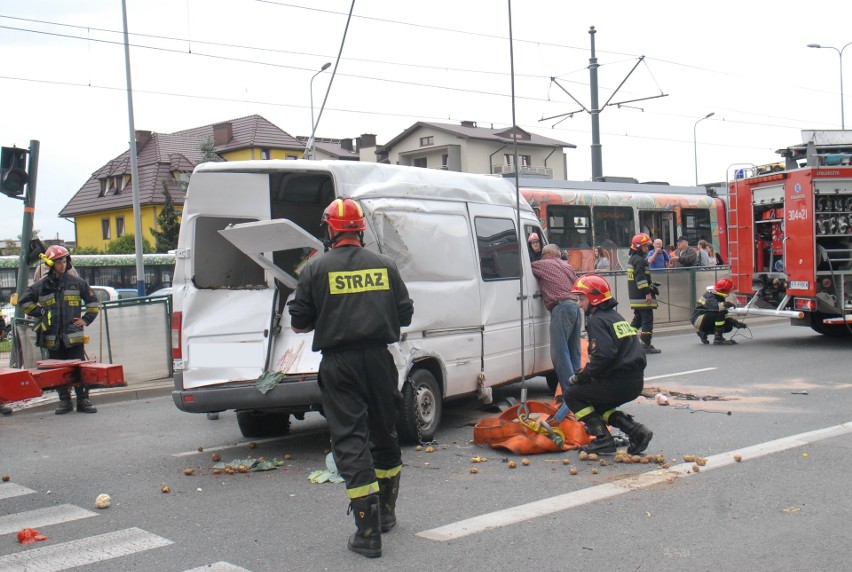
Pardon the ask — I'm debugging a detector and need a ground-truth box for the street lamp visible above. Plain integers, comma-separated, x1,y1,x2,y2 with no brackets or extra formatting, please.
693,112,715,185
307,62,331,159
807,42,852,129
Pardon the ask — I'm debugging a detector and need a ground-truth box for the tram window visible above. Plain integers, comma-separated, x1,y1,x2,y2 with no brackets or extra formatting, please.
547,205,591,249
682,208,711,244
593,206,634,248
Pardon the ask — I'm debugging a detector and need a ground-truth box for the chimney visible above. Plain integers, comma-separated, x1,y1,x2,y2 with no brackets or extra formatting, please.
213,122,233,146
357,133,377,151
135,130,153,150
340,139,353,152
460,120,477,128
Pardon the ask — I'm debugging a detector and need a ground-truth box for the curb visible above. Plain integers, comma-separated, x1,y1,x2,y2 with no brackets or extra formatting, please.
6,379,174,415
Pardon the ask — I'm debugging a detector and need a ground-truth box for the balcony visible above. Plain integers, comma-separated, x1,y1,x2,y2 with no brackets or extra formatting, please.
492,164,553,178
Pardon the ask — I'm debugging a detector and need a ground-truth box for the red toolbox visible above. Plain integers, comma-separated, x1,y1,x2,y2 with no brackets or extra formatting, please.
78,362,125,387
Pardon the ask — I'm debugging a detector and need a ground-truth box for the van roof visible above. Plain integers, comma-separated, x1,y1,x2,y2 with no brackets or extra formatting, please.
193,160,533,211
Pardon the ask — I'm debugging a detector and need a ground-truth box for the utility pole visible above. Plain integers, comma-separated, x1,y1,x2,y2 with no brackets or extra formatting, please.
589,26,603,180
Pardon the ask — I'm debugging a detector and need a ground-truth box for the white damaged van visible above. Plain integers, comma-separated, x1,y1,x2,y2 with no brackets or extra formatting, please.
171,160,557,440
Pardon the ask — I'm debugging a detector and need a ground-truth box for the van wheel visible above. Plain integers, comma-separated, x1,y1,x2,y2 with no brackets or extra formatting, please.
236,410,291,438
398,369,442,444
545,371,559,393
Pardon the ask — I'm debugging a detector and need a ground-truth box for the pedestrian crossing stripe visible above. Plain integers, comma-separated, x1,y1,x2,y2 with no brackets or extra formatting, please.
185,563,252,572
0,504,97,535
0,527,172,571
0,483,35,501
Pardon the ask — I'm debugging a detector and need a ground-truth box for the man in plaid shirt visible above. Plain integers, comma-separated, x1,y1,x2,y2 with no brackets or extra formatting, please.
531,243,582,393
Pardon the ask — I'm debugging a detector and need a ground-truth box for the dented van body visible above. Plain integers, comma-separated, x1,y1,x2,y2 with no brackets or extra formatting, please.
171,160,556,440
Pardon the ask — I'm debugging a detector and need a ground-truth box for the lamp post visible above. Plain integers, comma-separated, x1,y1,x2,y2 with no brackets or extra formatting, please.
693,112,715,185
306,62,331,159
807,42,852,129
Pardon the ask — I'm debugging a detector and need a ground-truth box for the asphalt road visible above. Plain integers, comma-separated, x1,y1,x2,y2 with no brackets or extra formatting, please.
1,320,850,571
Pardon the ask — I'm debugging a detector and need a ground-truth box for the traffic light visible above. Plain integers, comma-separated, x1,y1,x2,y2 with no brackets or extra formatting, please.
1,146,29,197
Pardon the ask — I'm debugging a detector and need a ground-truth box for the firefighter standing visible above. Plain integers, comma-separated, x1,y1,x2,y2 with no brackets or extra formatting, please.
564,274,653,456
627,233,661,354
18,245,100,414
289,198,414,559
691,278,746,345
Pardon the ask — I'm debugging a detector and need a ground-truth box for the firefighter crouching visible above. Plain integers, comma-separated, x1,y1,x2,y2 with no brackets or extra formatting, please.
627,233,661,354
561,274,653,456
18,245,101,414
691,278,746,345
288,198,414,559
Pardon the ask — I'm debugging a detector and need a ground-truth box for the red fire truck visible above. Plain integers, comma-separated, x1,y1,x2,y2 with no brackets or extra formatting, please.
726,132,852,336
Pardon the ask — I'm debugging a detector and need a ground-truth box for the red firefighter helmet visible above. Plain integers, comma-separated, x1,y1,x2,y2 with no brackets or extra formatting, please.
714,278,734,295
527,232,540,243
571,274,613,306
631,233,652,250
43,245,72,268
322,198,365,233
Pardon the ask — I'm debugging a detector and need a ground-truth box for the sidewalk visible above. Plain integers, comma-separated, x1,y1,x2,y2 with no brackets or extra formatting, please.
3,377,174,415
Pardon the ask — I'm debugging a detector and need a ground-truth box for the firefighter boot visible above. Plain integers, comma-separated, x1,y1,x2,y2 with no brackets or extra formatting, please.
608,411,653,455
55,388,73,415
696,330,709,344
75,387,97,413
347,494,382,558
640,333,661,354
713,327,737,345
578,413,617,456
378,473,400,532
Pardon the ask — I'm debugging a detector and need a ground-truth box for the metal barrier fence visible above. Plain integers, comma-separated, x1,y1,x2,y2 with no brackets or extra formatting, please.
4,295,172,384
2,268,728,380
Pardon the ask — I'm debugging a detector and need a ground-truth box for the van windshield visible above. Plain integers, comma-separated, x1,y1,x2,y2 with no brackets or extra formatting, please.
194,216,266,288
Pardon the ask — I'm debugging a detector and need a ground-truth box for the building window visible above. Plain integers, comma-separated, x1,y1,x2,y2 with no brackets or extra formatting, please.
441,154,448,170
504,154,531,167
420,136,434,147
413,157,427,168
101,218,111,240
261,148,270,160
286,154,298,160
116,216,125,238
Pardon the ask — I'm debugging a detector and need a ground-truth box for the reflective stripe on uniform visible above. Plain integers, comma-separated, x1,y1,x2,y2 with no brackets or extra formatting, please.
375,465,402,479
347,481,380,499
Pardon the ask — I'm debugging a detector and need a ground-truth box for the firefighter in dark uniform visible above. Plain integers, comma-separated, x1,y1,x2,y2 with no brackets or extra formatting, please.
627,232,661,354
562,274,653,456
289,198,414,559
18,245,100,414
691,278,746,345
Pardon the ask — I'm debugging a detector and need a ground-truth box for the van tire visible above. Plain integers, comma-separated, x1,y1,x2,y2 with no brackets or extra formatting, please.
398,369,442,444
545,371,559,393
236,410,291,438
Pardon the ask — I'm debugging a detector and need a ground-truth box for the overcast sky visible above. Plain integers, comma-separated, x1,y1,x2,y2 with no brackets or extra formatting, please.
2,0,851,242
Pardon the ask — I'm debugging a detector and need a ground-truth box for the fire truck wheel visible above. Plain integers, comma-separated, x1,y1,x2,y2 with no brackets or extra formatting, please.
236,410,292,438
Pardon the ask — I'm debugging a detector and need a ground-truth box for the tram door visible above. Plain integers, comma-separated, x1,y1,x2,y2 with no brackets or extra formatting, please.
638,210,674,245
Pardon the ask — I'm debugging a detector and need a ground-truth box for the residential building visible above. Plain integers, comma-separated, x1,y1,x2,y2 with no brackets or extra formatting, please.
60,115,305,250
380,120,574,178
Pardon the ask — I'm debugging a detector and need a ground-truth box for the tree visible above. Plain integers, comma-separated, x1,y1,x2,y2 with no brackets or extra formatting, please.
199,136,219,163
150,181,180,252
105,233,153,254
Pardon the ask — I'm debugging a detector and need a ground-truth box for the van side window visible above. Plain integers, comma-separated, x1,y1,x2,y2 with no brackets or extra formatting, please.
194,217,266,289
475,217,520,281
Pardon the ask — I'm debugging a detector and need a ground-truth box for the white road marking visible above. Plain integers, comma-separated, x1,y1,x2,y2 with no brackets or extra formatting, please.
0,504,97,535
0,527,172,571
0,483,35,501
645,367,717,381
185,563,252,572
417,421,852,541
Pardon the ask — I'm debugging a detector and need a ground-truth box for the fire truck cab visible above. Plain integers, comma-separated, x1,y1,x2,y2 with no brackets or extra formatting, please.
727,130,852,336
